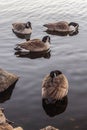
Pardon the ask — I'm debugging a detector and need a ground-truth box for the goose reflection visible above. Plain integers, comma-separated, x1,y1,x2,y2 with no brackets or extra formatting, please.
0,82,16,103
12,30,31,40
42,96,68,117
14,50,51,59
69,30,79,36
45,29,79,36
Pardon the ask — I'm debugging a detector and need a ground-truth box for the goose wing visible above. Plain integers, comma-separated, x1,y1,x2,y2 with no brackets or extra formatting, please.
53,74,68,99
12,23,26,31
42,74,68,100
54,74,68,89
44,21,69,31
18,39,45,51
44,23,57,31
42,75,59,99
56,21,69,30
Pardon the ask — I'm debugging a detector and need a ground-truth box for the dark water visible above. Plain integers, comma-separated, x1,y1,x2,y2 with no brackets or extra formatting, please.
0,0,87,130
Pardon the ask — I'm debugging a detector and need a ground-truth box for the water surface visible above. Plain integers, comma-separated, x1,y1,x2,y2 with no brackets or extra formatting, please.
0,0,87,130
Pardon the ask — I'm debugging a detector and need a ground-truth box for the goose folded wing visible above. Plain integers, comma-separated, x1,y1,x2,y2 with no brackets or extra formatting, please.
12,23,26,31
18,39,45,50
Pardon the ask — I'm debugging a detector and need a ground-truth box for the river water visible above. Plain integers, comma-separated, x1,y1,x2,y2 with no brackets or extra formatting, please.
0,0,87,130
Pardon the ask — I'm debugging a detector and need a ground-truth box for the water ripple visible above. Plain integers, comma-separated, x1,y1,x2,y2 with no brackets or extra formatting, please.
0,0,87,130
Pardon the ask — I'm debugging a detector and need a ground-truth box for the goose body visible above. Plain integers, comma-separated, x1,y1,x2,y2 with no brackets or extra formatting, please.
44,21,79,33
42,70,68,101
12,22,32,35
15,36,50,52
0,68,18,92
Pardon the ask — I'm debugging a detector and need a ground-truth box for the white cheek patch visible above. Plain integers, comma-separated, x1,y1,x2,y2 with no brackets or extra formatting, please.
69,25,75,32
45,42,50,48
47,37,50,42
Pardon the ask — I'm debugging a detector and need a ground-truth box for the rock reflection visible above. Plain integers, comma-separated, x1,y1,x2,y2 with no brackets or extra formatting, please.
14,50,51,59
45,29,79,36
42,96,68,117
0,82,16,103
12,29,31,40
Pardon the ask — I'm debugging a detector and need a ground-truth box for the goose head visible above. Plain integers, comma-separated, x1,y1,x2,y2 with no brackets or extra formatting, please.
68,22,79,32
68,22,79,28
26,21,32,29
42,36,51,44
50,70,62,79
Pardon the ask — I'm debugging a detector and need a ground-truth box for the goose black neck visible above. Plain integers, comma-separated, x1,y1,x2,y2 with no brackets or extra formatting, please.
50,70,62,78
68,22,79,27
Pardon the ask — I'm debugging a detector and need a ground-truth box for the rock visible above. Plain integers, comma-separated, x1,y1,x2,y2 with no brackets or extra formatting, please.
0,108,6,124
14,127,23,130
0,123,14,130
40,126,59,130
0,108,23,130
0,68,19,92
0,84,15,103
0,108,13,130
0,124,23,130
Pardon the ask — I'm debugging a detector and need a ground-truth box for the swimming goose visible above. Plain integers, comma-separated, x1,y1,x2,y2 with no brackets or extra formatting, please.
12,21,32,35
43,21,79,34
42,70,69,102
15,36,51,52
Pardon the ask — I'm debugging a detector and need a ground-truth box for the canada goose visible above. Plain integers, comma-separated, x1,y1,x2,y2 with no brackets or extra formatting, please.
42,70,69,102
0,68,18,92
15,36,51,52
43,21,79,34
12,21,32,35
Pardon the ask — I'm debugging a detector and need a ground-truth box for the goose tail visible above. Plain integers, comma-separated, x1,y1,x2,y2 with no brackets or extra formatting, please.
14,44,22,51
43,24,48,27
